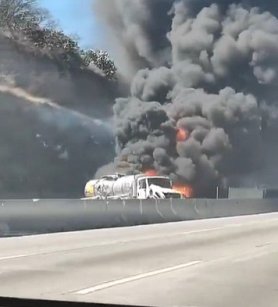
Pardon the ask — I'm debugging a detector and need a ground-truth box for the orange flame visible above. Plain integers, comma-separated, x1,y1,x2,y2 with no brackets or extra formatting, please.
144,169,158,176
176,128,189,142
173,183,193,198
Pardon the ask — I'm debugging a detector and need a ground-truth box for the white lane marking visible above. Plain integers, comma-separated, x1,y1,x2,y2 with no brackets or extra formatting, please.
181,226,225,235
233,252,267,263
0,254,32,261
0,226,239,261
232,248,277,263
0,218,278,262
0,227,227,261
76,261,201,295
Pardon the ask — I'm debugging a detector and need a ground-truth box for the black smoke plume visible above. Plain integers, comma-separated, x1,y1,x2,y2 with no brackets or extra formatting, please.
95,0,278,196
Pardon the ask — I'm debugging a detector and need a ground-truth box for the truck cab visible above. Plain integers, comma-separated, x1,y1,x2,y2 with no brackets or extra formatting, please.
136,176,182,199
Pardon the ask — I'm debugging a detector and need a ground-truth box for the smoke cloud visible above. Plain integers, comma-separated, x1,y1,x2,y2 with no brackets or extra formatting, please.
95,0,278,196
94,0,173,78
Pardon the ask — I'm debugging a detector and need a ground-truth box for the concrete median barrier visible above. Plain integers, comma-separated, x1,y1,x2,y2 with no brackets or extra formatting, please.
156,200,181,222
170,199,206,220
0,198,278,236
121,200,143,226
141,200,165,224
104,200,127,227
0,199,85,234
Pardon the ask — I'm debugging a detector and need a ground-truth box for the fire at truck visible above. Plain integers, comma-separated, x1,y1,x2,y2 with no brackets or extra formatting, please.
84,174,187,200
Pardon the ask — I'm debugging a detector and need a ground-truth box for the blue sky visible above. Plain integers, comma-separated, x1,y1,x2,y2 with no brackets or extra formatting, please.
39,0,100,49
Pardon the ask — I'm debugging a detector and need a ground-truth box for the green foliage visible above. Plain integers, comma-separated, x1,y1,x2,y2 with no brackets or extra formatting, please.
0,0,49,32
81,49,117,80
0,0,117,78
25,27,83,69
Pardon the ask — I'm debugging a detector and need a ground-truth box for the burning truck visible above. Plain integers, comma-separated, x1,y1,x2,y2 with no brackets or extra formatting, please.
84,173,192,200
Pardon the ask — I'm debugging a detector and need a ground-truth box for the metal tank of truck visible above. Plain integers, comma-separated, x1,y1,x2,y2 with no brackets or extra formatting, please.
84,174,184,200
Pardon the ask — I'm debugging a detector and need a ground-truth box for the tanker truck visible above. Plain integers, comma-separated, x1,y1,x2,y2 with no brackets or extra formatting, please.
84,174,184,200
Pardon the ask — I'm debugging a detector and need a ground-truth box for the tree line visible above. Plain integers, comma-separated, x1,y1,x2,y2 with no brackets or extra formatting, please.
0,0,117,79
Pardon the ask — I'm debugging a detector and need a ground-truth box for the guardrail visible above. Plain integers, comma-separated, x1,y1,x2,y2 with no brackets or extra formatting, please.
0,198,277,236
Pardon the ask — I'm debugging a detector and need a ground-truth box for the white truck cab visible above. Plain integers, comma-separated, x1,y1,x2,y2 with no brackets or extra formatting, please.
136,176,181,199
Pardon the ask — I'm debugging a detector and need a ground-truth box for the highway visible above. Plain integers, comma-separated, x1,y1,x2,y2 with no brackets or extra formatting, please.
0,213,277,307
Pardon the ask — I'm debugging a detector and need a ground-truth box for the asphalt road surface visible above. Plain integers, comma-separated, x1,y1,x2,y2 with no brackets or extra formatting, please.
0,213,277,307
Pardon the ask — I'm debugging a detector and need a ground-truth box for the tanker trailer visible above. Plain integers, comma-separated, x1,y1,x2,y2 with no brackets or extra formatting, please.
84,174,183,200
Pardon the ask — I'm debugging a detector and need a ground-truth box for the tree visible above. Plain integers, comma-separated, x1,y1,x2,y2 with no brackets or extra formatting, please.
81,49,117,80
0,0,117,78
25,27,83,69
0,0,50,34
